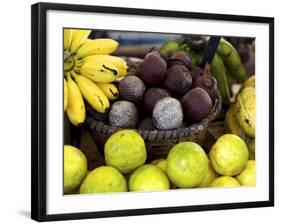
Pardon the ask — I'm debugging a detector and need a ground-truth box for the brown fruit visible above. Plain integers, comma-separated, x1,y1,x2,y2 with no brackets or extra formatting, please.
191,66,203,80
109,101,138,128
153,97,183,130
181,87,213,123
138,52,167,86
118,76,146,105
167,52,191,69
193,75,218,103
137,118,154,130
193,64,218,103
164,65,192,97
143,88,171,114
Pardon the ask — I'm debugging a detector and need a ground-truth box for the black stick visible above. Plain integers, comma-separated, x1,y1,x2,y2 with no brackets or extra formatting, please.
199,36,221,68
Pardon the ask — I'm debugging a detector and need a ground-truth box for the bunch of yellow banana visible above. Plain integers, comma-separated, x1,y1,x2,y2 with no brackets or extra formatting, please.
225,76,255,159
63,29,128,126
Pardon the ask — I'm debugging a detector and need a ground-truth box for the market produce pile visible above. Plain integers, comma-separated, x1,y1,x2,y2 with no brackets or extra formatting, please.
63,29,256,194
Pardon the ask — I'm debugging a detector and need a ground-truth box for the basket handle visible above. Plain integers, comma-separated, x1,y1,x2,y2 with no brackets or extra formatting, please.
199,36,221,68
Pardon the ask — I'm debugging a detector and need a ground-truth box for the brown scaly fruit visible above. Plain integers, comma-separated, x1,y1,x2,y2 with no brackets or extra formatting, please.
181,87,213,124
153,97,183,130
109,101,138,128
138,52,167,86
118,76,146,105
166,52,192,69
164,65,192,97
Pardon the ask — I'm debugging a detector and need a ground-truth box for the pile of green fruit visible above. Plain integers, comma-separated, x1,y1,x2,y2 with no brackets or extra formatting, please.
64,129,255,194
91,50,219,130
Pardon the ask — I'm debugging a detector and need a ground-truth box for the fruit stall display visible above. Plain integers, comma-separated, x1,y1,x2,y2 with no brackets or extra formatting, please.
63,29,256,194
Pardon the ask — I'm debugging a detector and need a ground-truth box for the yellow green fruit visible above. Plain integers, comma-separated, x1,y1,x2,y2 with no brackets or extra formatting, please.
80,166,127,194
104,130,146,174
166,142,208,188
210,176,241,187
129,165,170,191
225,104,247,141
197,160,219,187
242,75,255,89
151,159,167,173
64,145,87,194
236,160,255,186
236,87,256,138
210,134,249,176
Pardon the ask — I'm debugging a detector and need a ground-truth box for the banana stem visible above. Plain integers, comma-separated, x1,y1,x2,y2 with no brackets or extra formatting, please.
70,71,78,79
64,51,75,62
65,72,71,80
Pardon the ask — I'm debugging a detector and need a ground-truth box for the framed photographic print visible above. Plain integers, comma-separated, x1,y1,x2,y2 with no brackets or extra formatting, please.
31,2,274,222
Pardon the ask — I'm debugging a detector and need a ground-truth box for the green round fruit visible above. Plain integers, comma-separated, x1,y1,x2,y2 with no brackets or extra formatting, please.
166,142,208,188
236,160,255,186
80,166,127,194
64,145,87,194
104,130,146,174
210,134,249,176
197,160,219,187
210,176,241,187
129,164,170,191
151,159,167,173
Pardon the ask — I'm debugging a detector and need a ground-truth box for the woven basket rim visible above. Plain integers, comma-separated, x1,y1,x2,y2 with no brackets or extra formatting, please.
85,93,222,137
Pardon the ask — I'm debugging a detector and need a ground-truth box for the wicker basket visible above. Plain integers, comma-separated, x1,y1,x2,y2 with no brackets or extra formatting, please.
85,94,222,161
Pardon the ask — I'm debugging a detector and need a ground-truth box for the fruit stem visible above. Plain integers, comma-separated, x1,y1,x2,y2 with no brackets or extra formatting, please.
203,63,211,76
65,72,71,80
64,51,75,62
70,71,78,79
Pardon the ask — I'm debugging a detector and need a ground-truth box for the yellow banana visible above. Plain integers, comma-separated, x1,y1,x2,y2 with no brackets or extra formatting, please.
82,55,127,77
70,29,91,53
217,38,247,83
236,86,255,137
78,60,119,83
64,29,72,50
65,73,86,126
75,38,118,59
64,78,68,111
96,83,119,100
71,72,110,113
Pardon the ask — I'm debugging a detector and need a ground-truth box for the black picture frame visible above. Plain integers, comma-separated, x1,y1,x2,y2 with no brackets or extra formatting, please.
31,2,274,222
